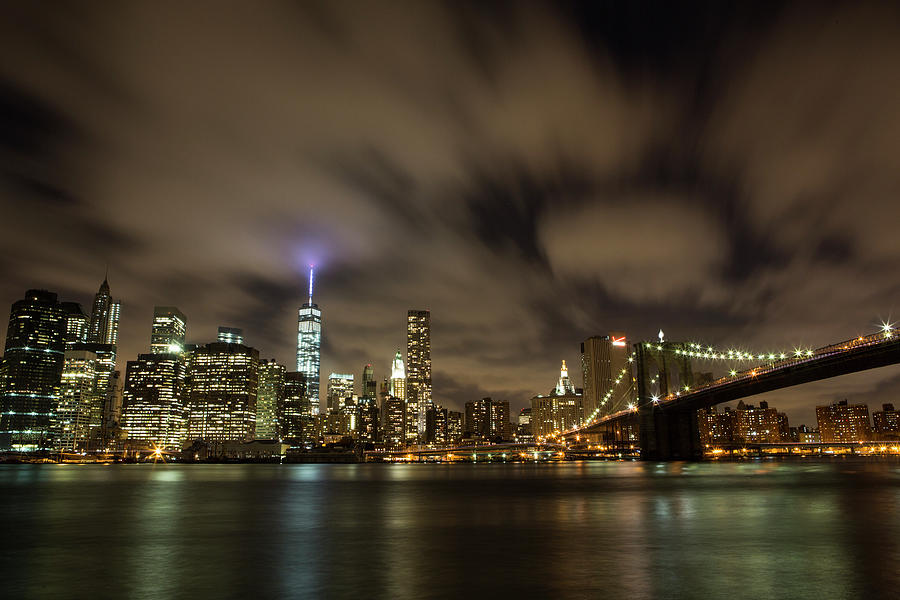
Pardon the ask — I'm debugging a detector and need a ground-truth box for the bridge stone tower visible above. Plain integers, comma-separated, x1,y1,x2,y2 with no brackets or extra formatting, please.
634,340,702,460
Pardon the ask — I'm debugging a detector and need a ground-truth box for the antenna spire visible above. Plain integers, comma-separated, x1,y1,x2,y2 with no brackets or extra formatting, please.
308,265,315,305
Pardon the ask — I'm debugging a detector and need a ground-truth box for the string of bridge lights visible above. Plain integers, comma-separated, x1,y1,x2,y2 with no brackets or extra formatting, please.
673,344,812,362
582,353,639,426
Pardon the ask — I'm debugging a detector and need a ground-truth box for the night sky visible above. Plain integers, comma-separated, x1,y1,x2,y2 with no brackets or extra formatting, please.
2,1,899,424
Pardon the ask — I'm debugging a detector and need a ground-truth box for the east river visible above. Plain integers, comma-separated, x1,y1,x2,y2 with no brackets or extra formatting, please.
2,461,900,599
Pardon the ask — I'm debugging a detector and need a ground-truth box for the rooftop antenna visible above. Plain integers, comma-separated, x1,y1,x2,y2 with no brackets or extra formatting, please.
308,264,315,305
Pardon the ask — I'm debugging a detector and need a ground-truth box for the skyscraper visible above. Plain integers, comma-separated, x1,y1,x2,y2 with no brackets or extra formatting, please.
87,276,121,350
361,363,376,401
0,290,66,450
256,359,285,440
217,327,244,344
185,342,259,443
382,396,406,450
581,333,631,422
61,302,89,346
55,349,101,452
407,310,432,443
151,306,186,353
297,266,322,414
122,352,186,450
281,371,308,443
327,373,354,413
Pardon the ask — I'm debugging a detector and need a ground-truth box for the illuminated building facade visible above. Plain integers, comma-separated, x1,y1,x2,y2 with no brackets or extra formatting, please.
698,406,735,445
446,410,463,445
382,396,405,450
465,398,490,438
733,400,785,443
357,394,379,444
407,310,432,443
517,407,532,438
296,266,321,414
77,342,119,446
151,306,186,354
217,327,244,345
55,349,102,451
186,342,259,443
0,290,66,450
281,371,309,443
873,404,900,440
489,399,510,440
122,352,186,450
390,350,406,401
256,359,285,439
581,333,631,421
530,361,584,439
87,277,120,353
327,373,354,413
817,400,871,443
427,404,447,446
698,402,788,445
61,302,89,346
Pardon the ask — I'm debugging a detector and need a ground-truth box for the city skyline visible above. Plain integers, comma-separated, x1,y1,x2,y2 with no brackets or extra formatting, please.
1,2,899,425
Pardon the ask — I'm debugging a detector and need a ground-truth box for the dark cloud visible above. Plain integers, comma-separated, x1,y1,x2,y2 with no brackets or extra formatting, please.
0,0,898,420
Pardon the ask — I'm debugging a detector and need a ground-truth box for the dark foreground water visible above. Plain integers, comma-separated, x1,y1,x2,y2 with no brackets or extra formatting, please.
2,461,900,600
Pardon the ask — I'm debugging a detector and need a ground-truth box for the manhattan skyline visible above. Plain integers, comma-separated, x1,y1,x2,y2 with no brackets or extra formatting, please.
2,1,900,425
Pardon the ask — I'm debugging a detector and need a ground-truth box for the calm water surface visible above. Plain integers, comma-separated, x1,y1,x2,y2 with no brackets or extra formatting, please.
2,461,900,599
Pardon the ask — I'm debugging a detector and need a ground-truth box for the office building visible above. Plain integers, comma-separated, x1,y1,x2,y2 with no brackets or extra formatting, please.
447,410,463,445
61,302,89,346
185,342,259,443
817,400,871,443
296,266,322,414
0,290,66,450
382,397,406,450
256,360,285,440
217,327,244,345
357,394,379,444
327,373,354,413
55,349,102,451
281,371,308,443
150,306,186,354
517,407,532,438
407,310,432,443
581,333,631,421
361,363,376,401
122,352,186,450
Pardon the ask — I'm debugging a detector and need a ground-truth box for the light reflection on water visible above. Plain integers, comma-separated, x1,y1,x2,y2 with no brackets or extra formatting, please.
2,461,900,599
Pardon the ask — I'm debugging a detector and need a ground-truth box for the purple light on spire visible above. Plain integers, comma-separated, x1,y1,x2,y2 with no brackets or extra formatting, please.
308,264,315,304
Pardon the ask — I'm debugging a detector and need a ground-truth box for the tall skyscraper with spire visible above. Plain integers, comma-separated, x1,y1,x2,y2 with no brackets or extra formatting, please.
87,275,121,354
407,310,432,443
296,266,322,414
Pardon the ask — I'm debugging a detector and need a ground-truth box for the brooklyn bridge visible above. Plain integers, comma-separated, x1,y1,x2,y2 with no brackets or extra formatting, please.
560,325,900,459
